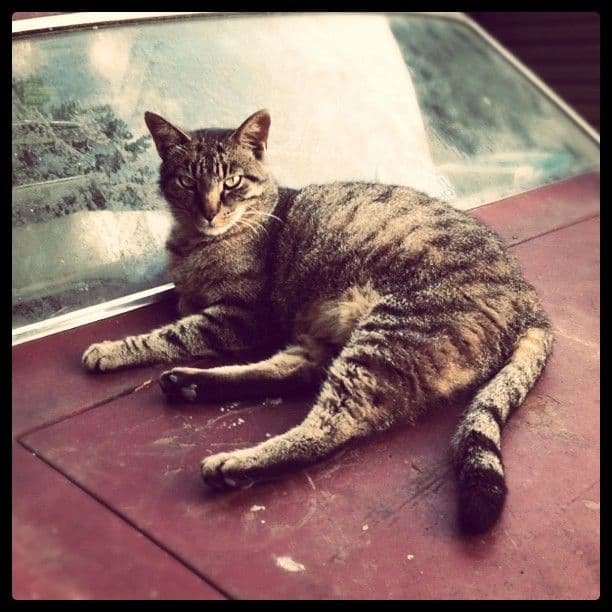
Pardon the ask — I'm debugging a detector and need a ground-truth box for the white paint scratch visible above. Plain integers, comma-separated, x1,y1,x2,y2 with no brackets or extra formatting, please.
304,471,316,491
274,555,306,573
152,436,176,446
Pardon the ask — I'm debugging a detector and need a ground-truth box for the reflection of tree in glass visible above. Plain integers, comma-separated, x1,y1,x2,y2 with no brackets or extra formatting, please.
12,77,161,226
13,75,50,109
389,17,583,163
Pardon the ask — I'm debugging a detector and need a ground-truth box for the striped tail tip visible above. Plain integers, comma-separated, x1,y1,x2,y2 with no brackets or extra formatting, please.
458,466,507,535
452,326,553,534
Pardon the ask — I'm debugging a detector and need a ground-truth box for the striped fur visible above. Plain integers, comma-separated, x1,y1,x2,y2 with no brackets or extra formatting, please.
83,110,553,533
450,327,553,533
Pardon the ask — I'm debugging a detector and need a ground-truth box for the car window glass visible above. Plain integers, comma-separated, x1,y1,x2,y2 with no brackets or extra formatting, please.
12,13,599,331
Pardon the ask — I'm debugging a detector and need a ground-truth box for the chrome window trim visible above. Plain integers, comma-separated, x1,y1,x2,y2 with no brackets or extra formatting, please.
12,11,600,346
12,283,176,346
11,12,209,34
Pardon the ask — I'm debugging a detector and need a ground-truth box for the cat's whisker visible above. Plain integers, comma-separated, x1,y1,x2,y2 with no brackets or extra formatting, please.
244,212,270,228
249,210,284,224
235,218,261,238
243,215,269,235
237,217,260,232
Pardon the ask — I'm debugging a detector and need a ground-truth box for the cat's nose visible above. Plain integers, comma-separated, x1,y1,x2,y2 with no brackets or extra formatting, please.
202,195,220,222
202,207,217,222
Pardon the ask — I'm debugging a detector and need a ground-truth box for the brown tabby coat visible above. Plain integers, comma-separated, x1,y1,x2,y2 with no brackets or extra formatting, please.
83,110,553,534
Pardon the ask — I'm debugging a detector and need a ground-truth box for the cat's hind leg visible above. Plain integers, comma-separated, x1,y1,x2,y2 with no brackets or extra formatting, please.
200,342,399,489
199,297,484,490
159,338,329,403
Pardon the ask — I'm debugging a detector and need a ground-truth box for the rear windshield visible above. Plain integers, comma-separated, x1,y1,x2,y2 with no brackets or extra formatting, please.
12,13,599,332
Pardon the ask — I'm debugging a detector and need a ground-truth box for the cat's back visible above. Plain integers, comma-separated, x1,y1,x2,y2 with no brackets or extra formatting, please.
281,181,478,250
287,182,436,225
274,181,509,288
271,181,543,334
276,181,445,274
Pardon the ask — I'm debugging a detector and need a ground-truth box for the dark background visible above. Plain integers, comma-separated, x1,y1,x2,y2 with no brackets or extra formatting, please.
13,11,600,132
469,12,599,132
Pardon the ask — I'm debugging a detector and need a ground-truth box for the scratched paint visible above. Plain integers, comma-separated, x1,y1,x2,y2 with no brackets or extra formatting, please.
274,556,306,573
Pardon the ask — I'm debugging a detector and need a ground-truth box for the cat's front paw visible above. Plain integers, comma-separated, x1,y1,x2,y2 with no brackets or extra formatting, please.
200,451,255,490
82,341,127,372
159,367,206,402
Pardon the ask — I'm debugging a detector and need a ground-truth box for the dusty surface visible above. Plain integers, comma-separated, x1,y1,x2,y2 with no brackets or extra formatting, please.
12,174,599,599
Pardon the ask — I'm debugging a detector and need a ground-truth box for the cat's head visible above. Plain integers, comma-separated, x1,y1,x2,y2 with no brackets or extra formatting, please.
144,109,276,236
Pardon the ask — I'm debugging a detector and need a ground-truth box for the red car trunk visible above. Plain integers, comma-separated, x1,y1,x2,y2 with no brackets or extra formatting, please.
12,172,600,599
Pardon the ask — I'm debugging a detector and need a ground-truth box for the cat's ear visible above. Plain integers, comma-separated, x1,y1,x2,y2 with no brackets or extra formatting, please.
144,111,191,158
231,109,270,160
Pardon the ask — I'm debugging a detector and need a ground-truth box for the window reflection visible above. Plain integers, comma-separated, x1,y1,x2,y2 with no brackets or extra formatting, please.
12,13,599,331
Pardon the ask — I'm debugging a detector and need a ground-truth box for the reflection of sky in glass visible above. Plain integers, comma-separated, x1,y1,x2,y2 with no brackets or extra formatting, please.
13,40,46,75
12,14,450,197
89,30,132,81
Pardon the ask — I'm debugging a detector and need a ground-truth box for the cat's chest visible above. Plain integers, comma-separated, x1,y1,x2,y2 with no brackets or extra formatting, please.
167,239,267,308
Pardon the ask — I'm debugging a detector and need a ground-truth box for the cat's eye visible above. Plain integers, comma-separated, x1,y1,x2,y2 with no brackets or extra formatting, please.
224,175,242,189
177,175,196,190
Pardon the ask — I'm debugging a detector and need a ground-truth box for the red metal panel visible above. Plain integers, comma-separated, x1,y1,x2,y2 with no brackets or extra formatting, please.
13,174,600,598
12,443,225,600
20,217,600,599
12,299,179,438
471,171,599,245
513,218,599,341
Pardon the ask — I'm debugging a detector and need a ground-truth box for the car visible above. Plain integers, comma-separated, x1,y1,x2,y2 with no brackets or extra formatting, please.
12,11,600,600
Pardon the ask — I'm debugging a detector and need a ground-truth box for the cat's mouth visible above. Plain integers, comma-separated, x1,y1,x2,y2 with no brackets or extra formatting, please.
198,219,235,236
196,209,244,237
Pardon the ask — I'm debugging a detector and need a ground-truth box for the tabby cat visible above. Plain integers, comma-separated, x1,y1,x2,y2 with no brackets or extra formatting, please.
83,109,553,534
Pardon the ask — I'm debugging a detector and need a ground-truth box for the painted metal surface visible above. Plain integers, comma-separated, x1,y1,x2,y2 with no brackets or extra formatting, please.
471,171,599,245
12,297,179,439
13,174,599,599
12,443,226,600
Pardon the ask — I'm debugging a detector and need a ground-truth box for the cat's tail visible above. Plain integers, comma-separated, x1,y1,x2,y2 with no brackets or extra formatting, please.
450,326,553,534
